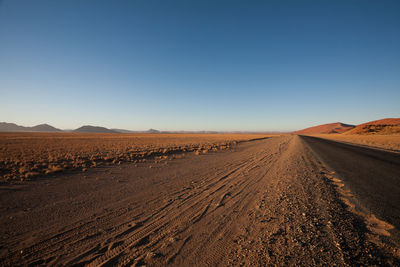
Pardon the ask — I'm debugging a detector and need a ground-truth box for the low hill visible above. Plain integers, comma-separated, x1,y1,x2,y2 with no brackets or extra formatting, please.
147,128,160,133
30,124,61,132
74,125,118,133
111,129,135,133
0,122,61,132
344,118,400,135
295,122,355,134
0,122,27,132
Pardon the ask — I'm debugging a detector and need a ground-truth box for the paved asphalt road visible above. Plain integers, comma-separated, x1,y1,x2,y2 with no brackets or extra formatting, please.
301,135,400,242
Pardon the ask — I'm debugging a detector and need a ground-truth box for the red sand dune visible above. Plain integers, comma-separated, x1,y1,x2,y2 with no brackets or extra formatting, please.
345,118,400,135
295,122,355,134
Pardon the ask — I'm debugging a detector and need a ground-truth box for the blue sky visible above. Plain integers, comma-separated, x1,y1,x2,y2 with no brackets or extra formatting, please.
1,0,399,131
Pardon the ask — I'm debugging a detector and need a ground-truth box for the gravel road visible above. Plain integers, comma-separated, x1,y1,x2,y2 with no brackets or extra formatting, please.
1,135,399,266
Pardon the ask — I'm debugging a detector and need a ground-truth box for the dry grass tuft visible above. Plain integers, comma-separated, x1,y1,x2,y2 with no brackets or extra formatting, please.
45,165,64,175
0,132,276,182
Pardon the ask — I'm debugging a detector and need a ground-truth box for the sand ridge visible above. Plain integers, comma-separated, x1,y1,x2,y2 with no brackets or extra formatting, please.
344,118,400,135
295,122,355,134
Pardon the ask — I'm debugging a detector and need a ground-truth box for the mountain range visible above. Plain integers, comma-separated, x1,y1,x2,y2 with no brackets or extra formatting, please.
0,122,61,132
0,122,126,133
1,118,399,134
0,123,170,134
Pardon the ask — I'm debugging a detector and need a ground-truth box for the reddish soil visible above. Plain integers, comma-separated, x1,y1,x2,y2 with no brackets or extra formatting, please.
0,136,398,266
0,133,273,182
295,122,354,134
345,118,400,135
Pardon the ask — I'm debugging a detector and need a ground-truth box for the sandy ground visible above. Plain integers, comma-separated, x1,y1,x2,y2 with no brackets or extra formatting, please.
311,134,400,152
0,132,273,182
0,136,399,266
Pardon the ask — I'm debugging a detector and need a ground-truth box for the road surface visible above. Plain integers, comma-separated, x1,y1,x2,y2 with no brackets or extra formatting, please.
300,135,400,238
0,135,398,266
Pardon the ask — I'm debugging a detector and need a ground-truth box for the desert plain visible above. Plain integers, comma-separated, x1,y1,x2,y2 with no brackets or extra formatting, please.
0,132,271,182
0,131,400,266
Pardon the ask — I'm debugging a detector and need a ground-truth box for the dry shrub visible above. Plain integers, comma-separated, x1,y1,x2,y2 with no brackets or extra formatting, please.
19,167,28,174
24,172,39,179
0,132,276,182
45,165,63,174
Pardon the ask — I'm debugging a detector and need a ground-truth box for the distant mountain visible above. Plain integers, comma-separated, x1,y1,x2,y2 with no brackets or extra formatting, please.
0,122,61,132
161,130,219,134
295,122,355,134
147,128,160,133
74,125,118,133
111,128,136,133
344,118,400,135
0,122,27,132
30,124,61,132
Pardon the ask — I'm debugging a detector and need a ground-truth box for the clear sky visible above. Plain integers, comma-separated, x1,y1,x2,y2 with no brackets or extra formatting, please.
1,1,399,131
